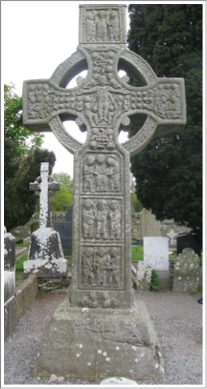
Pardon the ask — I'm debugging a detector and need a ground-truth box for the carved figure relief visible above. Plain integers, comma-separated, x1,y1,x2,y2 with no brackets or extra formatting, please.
79,290,119,308
83,9,120,42
82,153,121,193
82,155,96,192
81,199,122,241
95,156,108,193
90,128,115,150
82,247,95,286
96,201,108,239
80,246,122,288
82,199,95,239
109,202,121,239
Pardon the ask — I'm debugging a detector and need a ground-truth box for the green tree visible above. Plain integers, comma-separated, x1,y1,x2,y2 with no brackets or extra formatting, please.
50,172,74,212
127,4,202,243
50,186,73,212
5,148,56,231
4,84,43,182
53,172,73,193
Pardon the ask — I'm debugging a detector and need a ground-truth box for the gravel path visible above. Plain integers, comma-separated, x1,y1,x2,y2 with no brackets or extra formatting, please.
4,290,203,386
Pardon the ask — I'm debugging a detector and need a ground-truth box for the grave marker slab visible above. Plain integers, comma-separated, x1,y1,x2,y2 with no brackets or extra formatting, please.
23,4,186,381
144,237,169,271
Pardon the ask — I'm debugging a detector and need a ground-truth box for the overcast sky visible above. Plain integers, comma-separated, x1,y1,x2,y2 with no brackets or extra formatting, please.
2,1,132,177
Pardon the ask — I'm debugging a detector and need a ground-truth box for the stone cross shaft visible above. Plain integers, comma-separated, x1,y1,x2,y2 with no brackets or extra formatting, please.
30,162,60,228
23,4,186,308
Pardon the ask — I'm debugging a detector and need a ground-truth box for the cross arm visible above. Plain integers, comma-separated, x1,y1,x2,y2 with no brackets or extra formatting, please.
48,182,60,191
29,182,40,192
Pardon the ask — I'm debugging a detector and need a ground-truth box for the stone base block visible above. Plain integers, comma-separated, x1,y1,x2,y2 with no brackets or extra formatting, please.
24,227,68,278
34,299,164,382
23,258,68,278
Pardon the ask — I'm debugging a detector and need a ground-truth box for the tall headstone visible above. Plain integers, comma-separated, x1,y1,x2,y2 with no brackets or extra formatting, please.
144,237,171,290
141,209,161,237
23,163,68,278
23,4,186,382
144,237,169,271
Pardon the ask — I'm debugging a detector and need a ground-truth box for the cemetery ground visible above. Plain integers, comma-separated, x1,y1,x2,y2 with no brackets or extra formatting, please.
4,246,203,386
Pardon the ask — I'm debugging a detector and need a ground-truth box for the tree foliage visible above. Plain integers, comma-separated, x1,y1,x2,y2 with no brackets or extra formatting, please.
50,172,74,212
4,84,43,181
50,186,73,212
127,4,202,243
4,84,56,231
53,172,73,193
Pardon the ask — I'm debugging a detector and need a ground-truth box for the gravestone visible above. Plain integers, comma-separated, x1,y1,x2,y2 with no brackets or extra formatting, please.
4,229,16,339
23,4,186,382
144,237,171,290
172,248,200,293
54,207,73,255
144,237,169,271
136,261,152,290
23,162,68,278
141,209,161,237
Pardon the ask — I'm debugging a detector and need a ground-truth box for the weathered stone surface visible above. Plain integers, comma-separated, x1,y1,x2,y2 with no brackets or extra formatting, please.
4,232,15,271
30,162,60,228
22,3,186,381
24,227,68,278
24,163,67,278
172,248,200,293
4,271,15,303
141,209,161,237
4,295,16,341
136,261,152,290
144,237,169,271
34,299,164,382
15,274,38,322
23,4,186,309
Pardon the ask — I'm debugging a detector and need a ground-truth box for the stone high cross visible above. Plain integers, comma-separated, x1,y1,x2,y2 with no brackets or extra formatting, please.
23,4,186,308
30,162,60,228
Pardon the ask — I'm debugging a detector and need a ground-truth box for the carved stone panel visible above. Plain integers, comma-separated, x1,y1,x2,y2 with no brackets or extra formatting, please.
80,245,123,289
81,198,122,241
82,152,122,194
79,5,126,44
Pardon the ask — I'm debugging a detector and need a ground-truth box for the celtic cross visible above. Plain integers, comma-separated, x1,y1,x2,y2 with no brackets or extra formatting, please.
23,4,186,308
30,162,60,228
